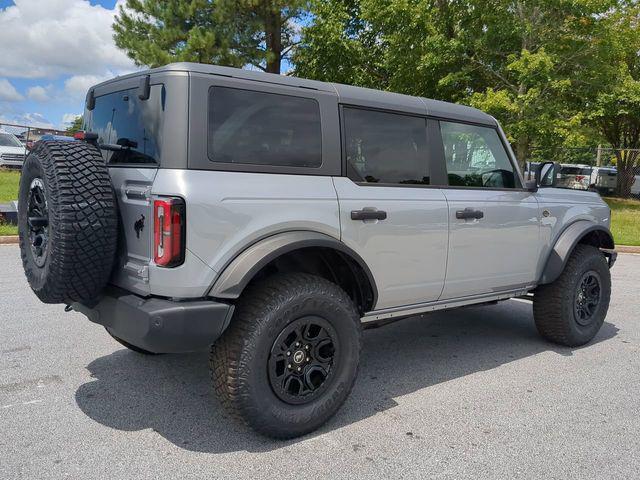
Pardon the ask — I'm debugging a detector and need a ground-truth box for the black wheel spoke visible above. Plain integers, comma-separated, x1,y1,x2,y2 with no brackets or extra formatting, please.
574,271,602,326
26,179,50,268
268,316,339,405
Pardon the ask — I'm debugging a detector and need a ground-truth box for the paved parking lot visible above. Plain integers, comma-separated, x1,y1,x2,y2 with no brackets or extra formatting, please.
1,244,639,479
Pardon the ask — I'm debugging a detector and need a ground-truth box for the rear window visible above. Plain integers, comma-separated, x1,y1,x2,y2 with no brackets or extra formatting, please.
207,87,322,168
88,85,165,164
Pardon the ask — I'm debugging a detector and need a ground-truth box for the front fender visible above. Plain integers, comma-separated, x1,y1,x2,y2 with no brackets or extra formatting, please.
539,220,615,285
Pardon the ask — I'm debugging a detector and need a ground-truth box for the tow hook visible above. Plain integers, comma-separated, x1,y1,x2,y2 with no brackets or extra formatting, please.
64,304,73,313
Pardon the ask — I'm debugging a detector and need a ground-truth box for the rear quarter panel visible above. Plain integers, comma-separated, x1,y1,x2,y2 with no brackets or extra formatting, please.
150,170,341,297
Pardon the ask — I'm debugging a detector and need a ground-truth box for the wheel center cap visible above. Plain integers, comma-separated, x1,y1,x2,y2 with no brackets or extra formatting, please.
293,350,305,364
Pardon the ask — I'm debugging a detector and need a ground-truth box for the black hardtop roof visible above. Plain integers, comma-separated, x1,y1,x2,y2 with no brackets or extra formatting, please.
93,62,496,126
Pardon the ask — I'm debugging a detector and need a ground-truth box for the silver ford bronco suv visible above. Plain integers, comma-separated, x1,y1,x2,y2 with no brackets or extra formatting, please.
18,63,616,439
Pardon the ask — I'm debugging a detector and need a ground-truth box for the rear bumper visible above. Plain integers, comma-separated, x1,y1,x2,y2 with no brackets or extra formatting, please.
72,287,235,354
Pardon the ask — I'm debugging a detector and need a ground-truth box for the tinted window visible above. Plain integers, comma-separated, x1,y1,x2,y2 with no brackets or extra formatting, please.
344,108,430,184
89,85,165,164
208,87,321,168
0,133,22,147
560,166,592,176
440,122,518,188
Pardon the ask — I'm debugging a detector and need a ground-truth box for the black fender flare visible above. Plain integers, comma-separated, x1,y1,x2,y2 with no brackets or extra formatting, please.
208,231,378,306
539,220,615,285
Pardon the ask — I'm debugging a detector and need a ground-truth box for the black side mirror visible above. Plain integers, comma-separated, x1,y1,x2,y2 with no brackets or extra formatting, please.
536,161,556,188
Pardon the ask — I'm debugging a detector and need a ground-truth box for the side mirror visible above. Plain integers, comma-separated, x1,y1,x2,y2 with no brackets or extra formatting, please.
536,161,556,188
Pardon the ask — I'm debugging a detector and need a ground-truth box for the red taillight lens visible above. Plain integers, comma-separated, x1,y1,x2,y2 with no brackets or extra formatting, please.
153,197,185,267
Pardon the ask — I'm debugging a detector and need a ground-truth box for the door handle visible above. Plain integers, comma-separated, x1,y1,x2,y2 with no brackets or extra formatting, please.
456,208,484,220
351,209,387,221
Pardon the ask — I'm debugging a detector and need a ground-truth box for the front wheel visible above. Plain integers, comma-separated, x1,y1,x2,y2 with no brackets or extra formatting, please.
210,273,362,439
533,244,611,347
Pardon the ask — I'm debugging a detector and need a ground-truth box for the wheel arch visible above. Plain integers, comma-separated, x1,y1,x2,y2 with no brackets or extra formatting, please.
539,220,615,285
208,231,378,314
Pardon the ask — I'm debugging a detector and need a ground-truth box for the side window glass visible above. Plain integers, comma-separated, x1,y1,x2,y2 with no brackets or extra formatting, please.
440,121,518,189
343,107,430,185
208,87,322,168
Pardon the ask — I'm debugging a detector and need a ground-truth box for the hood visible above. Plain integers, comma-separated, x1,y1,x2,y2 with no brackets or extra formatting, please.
0,145,26,155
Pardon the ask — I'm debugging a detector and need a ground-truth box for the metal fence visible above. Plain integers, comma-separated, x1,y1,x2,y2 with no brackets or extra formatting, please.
525,147,640,199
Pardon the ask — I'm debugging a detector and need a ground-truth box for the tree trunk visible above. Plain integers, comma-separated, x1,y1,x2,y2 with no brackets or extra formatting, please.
264,5,282,73
515,135,530,169
615,150,639,197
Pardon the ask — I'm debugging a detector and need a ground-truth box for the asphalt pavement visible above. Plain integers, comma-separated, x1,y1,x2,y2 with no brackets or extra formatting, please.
1,245,638,479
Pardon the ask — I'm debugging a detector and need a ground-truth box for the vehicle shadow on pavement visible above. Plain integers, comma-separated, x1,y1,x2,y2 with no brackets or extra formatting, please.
75,299,618,453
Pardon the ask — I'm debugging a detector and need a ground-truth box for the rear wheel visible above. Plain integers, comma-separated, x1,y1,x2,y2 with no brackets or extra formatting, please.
533,244,611,347
210,273,362,439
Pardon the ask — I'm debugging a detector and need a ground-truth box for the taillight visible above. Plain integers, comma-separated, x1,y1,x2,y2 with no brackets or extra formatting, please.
153,197,185,267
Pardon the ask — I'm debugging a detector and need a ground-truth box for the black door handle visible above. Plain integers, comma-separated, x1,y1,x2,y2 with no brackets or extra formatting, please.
456,208,484,220
351,209,387,221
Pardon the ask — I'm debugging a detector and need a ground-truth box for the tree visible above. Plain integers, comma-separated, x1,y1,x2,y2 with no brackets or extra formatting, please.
582,3,640,196
113,0,310,74
65,115,83,135
294,0,619,164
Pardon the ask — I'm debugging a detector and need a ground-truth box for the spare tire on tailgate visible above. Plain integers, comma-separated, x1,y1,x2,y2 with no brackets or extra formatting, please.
18,141,118,304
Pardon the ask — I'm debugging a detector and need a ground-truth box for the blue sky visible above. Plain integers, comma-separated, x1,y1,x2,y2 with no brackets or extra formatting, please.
0,0,137,129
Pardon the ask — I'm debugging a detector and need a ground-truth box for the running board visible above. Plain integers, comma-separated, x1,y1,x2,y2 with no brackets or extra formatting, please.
361,287,533,323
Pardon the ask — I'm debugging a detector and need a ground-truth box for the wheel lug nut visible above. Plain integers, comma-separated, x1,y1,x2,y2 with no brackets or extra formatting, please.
297,367,302,372
288,364,292,369
306,357,310,362
286,351,291,356
305,345,310,350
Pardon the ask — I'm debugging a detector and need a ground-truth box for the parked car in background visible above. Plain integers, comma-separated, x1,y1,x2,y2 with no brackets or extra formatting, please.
590,166,617,195
557,164,593,190
631,166,640,198
0,130,27,168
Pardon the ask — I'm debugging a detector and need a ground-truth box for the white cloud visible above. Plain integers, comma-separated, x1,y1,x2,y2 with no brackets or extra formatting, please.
0,112,55,129
0,0,136,79
64,74,110,100
26,85,52,102
62,113,81,125
0,78,24,101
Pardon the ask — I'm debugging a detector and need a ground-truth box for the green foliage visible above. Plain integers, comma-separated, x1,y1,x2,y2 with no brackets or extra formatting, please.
113,0,310,73
294,0,637,166
65,115,83,135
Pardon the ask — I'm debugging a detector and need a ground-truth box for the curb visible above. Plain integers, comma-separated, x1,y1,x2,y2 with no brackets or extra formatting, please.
0,235,18,245
616,245,640,254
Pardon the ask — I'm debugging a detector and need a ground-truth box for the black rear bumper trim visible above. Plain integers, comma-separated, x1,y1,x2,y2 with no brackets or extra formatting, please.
72,287,234,354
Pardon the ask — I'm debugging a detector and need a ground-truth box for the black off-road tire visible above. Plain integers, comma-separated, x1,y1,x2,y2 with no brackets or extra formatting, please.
18,141,118,304
210,273,362,439
533,244,611,347
105,328,160,355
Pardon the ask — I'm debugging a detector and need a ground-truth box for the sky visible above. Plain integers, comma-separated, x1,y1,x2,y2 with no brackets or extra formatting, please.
0,0,138,130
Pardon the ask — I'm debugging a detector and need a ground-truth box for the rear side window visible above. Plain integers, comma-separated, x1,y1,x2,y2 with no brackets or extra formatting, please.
343,108,430,185
440,121,518,189
89,85,165,164
208,87,322,168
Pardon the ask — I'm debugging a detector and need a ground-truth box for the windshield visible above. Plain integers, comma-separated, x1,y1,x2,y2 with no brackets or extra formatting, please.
87,85,165,164
0,133,23,147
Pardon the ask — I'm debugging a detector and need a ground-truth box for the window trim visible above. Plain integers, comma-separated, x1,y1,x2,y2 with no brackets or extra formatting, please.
206,85,324,171
436,119,525,191
339,104,448,188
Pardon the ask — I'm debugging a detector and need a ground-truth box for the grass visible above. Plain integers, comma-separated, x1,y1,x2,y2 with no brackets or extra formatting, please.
0,169,19,235
604,197,640,246
0,168,638,244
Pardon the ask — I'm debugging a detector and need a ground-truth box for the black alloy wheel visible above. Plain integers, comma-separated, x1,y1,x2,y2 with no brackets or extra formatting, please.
574,271,602,326
268,316,339,405
26,178,49,268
